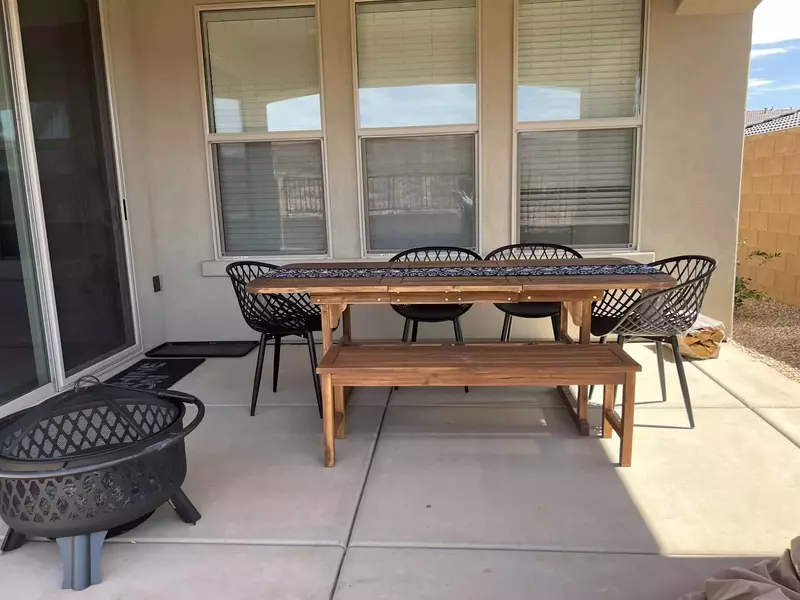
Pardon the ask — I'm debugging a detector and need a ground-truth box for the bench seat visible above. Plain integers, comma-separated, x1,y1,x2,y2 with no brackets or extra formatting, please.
317,343,641,467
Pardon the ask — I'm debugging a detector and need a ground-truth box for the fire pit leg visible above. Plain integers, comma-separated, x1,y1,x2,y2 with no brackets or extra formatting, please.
169,488,201,525
56,530,107,591
1,527,26,553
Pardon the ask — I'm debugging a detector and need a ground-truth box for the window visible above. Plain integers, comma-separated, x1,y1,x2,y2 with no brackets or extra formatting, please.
355,0,478,254
201,6,328,256
516,0,643,248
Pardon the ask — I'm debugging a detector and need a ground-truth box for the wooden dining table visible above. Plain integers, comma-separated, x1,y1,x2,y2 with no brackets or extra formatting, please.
248,257,675,464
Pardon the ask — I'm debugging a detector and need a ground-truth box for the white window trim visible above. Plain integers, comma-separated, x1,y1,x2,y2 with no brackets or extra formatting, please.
351,0,483,258
195,1,333,262
511,0,650,253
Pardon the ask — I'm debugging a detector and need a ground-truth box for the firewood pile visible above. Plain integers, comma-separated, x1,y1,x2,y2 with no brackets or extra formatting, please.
678,316,725,360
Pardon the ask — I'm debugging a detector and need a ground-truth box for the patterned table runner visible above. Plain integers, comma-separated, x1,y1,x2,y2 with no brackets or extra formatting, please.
268,264,661,279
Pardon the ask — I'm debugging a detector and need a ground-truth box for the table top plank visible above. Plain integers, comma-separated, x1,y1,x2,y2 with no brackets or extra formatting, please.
247,258,675,297
317,343,641,374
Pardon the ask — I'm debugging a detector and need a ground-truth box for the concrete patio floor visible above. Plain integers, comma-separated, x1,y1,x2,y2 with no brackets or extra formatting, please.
2,341,800,599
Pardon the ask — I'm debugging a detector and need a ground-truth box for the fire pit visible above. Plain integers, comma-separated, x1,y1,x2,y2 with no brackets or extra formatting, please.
0,379,205,590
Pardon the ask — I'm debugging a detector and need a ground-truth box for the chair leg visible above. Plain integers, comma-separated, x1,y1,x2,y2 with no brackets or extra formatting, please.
250,333,267,417
272,336,282,393
589,336,608,400
453,318,469,393
669,336,695,428
654,340,668,404
411,321,419,343
500,313,511,342
306,332,322,418
550,314,560,341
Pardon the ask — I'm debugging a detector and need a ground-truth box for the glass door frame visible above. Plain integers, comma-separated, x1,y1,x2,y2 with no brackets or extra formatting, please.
0,0,142,408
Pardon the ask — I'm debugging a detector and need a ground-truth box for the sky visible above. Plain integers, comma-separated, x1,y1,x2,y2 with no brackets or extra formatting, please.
748,0,800,110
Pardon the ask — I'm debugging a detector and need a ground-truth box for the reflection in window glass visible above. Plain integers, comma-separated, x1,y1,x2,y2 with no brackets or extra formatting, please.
203,7,321,133
517,0,643,122
215,141,328,256
517,129,634,247
0,7,50,403
362,135,476,252
356,0,476,128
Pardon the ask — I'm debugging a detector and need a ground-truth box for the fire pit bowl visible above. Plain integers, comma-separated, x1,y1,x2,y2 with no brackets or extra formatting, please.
0,379,205,591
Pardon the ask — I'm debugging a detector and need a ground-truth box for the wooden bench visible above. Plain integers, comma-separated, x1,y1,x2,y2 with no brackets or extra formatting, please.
317,343,642,467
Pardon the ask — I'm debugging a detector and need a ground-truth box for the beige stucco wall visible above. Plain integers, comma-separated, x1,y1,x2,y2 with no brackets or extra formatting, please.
738,128,800,306
104,0,751,344
639,0,751,329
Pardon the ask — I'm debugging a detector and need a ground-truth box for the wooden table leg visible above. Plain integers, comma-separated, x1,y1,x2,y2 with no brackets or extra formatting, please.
579,300,591,344
341,305,352,344
558,302,569,342
320,304,347,461
322,373,335,467
602,385,614,439
556,300,591,436
340,306,353,410
574,300,593,435
619,372,636,467
321,304,347,440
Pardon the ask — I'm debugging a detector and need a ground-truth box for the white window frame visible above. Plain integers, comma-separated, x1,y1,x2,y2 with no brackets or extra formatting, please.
195,1,333,261
511,0,650,252
351,0,482,258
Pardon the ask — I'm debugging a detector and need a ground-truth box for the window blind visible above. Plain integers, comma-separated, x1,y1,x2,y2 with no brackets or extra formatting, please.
214,141,327,256
356,0,477,128
517,128,633,247
362,135,476,252
517,0,643,121
203,7,321,133
356,0,476,89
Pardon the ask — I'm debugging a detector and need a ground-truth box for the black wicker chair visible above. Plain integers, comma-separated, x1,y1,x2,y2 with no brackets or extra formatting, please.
485,243,583,341
590,255,718,428
226,261,323,417
390,246,482,393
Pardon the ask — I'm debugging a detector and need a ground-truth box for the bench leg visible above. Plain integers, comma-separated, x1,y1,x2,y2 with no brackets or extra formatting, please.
602,385,614,439
335,385,346,439
619,373,636,467
322,373,335,467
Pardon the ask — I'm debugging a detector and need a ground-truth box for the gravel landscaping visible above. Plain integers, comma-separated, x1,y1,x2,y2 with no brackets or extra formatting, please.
732,298,800,383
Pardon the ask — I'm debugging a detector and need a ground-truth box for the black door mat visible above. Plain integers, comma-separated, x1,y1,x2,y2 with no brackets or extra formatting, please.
145,341,258,358
106,358,204,390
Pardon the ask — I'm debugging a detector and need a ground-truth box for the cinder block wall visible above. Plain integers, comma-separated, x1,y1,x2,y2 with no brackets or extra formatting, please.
738,127,800,306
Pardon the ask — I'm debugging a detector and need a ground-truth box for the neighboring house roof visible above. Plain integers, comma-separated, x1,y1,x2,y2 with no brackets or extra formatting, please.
745,109,800,136
746,108,796,127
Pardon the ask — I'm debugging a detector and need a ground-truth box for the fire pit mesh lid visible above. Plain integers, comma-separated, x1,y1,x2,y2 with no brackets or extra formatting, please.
0,383,181,462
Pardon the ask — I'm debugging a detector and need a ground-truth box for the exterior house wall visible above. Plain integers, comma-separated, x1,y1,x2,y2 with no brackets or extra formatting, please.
103,0,166,351
738,128,800,306
639,0,751,329
104,0,751,344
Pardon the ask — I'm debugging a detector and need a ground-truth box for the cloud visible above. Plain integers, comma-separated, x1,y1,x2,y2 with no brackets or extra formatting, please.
752,0,800,45
749,78,774,88
751,47,788,59
766,83,800,92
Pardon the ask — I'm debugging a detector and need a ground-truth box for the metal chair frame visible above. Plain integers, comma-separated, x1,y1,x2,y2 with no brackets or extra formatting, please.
485,243,583,341
590,255,718,428
226,261,323,417
390,246,482,393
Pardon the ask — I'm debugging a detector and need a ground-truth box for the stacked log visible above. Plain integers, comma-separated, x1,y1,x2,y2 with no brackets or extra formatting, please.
678,327,725,360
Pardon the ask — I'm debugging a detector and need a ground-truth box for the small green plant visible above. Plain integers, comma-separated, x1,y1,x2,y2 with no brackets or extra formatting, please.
735,239,780,309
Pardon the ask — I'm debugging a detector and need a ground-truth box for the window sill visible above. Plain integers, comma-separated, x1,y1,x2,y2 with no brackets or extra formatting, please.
200,249,655,277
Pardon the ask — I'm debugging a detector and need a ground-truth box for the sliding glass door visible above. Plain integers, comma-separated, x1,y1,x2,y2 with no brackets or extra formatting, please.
0,0,136,407
17,0,134,376
0,3,49,404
